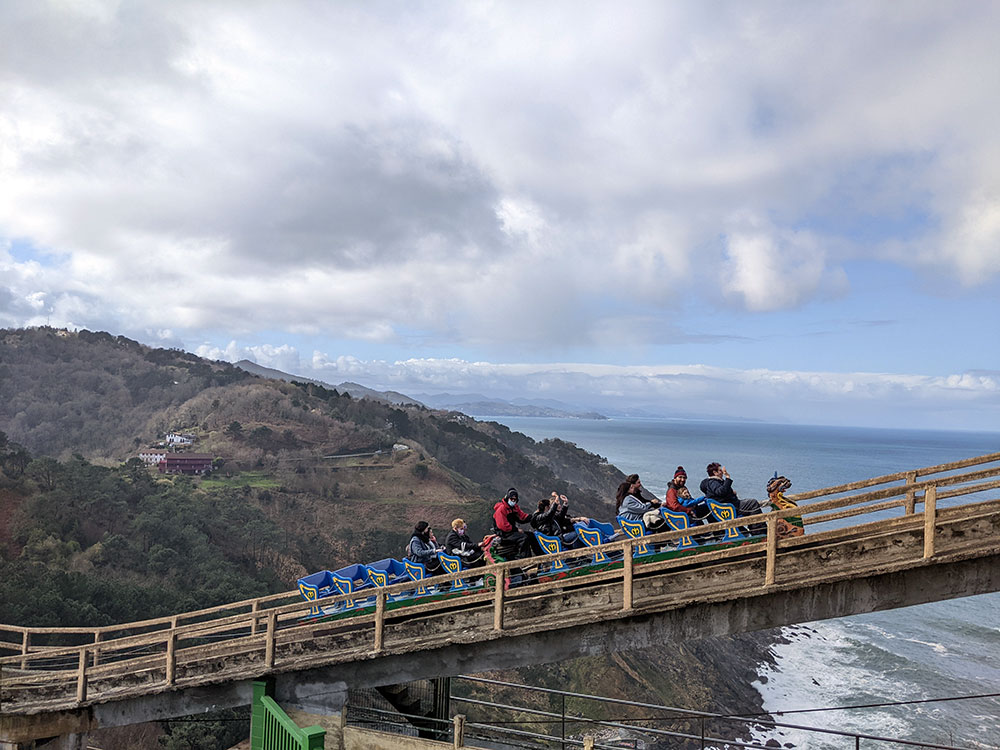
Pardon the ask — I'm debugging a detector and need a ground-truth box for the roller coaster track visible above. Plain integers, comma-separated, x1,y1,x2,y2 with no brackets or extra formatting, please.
2,452,999,732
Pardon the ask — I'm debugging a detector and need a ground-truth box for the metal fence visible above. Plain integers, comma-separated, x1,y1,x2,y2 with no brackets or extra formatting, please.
343,675,994,750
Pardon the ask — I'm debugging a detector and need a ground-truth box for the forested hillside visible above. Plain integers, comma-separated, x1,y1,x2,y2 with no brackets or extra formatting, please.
0,327,775,750
0,328,252,458
0,327,625,625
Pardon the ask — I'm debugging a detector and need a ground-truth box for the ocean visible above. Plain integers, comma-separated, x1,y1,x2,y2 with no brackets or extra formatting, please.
493,416,1000,749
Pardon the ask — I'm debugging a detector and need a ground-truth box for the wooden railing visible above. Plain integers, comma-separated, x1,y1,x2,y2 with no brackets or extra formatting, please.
2,452,999,715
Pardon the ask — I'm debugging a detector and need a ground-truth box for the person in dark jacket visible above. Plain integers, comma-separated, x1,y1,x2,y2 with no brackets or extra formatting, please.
531,493,585,548
406,521,443,574
700,463,765,532
492,488,539,559
444,518,485,567
530,495,561,535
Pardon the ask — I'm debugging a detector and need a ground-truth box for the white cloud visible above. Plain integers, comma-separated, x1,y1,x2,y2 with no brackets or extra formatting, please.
0,1,999,358
721,213,841,311
215,344,1000,431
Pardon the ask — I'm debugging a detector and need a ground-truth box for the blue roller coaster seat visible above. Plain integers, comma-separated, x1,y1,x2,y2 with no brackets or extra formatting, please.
532,531,567,572
330,563,372,610
616,516,656,557
363,558,409,589
403,558,431,596
658,507,697,550
436,551,469,590
297,570,336,615
574,520,615,563
706,500,745,542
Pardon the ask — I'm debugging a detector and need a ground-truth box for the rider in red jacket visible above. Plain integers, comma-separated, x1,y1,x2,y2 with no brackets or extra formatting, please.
492,488,537,559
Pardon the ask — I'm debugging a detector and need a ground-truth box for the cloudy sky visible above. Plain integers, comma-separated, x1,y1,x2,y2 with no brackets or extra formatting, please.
2,1,999,430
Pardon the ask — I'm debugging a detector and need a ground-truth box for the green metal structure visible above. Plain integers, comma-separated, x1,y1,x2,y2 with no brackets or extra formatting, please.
251,680,325,750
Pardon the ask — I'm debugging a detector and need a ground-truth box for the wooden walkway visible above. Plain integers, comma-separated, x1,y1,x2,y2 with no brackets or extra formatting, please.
2,452,999,720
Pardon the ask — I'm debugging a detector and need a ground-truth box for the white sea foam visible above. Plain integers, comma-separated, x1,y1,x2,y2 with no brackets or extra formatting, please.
751,622,917,749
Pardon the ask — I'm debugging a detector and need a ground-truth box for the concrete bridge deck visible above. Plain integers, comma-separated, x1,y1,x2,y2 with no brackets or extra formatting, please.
2,452,999,746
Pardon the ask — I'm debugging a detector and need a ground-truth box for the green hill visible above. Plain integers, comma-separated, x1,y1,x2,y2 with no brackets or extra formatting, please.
0,327,625,597
0,326,775,750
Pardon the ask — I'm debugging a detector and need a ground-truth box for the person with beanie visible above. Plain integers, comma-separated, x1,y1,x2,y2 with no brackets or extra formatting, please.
492,488,539,559
664,466,711,521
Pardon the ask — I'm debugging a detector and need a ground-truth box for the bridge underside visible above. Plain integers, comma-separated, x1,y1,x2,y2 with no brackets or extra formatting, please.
5,549,999,744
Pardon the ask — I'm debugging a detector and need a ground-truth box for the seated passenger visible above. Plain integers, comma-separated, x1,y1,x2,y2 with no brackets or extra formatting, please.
492,488,540,560
664,466,710,521
406,521,444,574
532,492,587,548
700,463,765,531
444,518,486,567
615,474,665,531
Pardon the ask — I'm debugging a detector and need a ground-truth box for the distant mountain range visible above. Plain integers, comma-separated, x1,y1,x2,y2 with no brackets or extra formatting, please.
234,361,608,419
234,360,423,407
413,393,608,420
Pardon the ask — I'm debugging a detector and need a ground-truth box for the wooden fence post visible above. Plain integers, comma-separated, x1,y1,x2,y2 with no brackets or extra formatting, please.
493,567,505,631
165,629,177,686
251,599,260,636
76,647,88,703
583,736,595,749
923,485,937,559
374,589,386,652
453,714,466,748
622,540,634,611
265,610,277,669
20,630,29,670
92,631,102,667
905,471,918,514
765,515,778,586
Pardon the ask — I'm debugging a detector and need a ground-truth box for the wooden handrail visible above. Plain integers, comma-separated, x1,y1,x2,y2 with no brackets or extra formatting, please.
788,451,1000,501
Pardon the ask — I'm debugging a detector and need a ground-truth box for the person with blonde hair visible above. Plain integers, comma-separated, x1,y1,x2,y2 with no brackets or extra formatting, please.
445,517,486,566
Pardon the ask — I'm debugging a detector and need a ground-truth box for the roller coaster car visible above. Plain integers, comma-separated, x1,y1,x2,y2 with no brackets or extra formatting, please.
402,558,432,596
297,563,372,615
436,550,476,590
658,507,697,550
297,505,775,624
297,569,335,616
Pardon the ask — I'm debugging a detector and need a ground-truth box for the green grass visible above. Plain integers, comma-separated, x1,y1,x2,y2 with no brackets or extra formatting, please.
198,472,282,490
